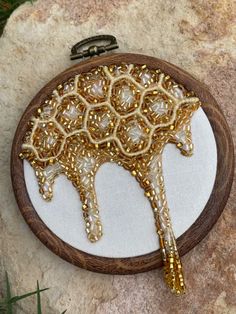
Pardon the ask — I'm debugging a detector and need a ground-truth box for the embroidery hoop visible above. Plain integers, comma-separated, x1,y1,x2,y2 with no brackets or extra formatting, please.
11,52,234,275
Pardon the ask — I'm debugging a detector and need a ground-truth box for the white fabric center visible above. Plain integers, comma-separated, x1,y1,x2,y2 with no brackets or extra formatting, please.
63,106,79,120
120,86,134,105
128,123,143,143
91,80,103,97
151,100,169,115
170,86,184,99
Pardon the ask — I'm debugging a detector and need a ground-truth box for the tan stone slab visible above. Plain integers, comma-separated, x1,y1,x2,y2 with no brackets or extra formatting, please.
0,0,235,313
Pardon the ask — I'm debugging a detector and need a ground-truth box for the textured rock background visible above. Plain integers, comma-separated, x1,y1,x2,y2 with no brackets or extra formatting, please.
0,0,235,313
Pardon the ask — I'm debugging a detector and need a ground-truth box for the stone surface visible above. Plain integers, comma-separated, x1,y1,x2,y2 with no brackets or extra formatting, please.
0,0,235,313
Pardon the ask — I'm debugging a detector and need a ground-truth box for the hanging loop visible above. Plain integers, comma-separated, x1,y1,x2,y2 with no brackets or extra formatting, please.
70,35,119,60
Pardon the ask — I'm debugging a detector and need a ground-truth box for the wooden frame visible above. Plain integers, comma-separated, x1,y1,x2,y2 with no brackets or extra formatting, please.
11,53,234,274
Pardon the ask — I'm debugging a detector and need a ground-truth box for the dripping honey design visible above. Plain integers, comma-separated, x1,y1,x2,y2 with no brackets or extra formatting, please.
20,63,200,294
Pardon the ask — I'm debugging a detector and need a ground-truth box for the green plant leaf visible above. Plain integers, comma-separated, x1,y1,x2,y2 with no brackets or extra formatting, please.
37,281,42,314
8,288,49,304
0,274,50,313
5,272,13,314
61,311,67,314
0,304,7,312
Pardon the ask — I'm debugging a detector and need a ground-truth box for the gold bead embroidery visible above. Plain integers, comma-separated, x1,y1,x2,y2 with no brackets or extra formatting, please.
20,63,200,295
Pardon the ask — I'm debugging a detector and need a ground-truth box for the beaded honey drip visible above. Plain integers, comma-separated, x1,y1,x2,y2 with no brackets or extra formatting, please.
20,63,200,294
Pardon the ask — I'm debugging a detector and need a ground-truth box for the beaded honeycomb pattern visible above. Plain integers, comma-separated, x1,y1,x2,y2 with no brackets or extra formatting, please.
20,63,200,295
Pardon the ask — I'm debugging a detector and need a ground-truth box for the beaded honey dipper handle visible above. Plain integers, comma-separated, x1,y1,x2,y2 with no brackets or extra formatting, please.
20,37,200,294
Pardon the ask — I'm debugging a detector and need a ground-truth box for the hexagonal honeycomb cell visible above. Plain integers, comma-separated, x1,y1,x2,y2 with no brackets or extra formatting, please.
86,105,118,142
141,90,174,126
107,63,130,77
130,65,161,87
32,121,65,159
37,94,58,120
55,95,86,133
56,78,75,96
77,67,110,104
116,114,151,154
162,76,190,99
110,78,141,116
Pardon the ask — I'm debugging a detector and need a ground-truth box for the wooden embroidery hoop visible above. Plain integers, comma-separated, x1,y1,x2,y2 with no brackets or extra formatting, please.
11,53,234,274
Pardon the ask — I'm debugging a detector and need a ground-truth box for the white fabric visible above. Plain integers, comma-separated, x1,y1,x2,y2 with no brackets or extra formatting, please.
24,108,217,258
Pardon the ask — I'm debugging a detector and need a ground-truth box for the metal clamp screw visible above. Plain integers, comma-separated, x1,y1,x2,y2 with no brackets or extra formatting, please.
70,35,119,60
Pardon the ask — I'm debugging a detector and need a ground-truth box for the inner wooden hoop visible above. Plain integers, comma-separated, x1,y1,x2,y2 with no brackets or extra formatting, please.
11,53,234,274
